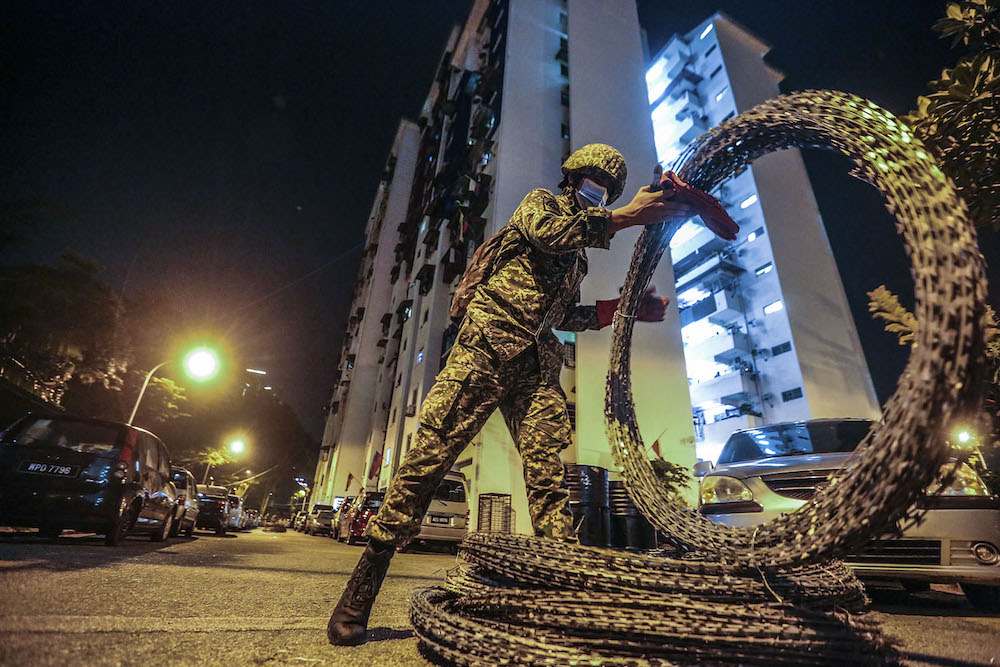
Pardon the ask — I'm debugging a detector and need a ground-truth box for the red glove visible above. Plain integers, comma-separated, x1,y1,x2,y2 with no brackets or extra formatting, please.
659,170,739,241
596,297,618,328
596,287,670,328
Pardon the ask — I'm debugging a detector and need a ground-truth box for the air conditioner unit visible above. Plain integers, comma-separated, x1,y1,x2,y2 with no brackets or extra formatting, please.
405,404,417,417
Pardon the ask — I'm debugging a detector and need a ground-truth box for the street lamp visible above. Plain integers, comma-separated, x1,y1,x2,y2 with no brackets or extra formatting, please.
201,436,248,484
127,346,221,425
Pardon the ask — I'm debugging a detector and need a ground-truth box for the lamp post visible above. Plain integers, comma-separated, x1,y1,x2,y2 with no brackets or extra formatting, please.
127,346,220,425
202,437,247,484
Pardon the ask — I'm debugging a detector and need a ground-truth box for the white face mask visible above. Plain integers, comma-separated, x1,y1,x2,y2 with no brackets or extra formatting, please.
576,178,608,208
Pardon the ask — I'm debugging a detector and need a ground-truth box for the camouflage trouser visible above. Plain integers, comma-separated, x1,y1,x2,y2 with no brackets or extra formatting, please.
364,320,575,546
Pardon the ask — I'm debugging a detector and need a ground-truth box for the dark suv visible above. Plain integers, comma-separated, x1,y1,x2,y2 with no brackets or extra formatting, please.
0,414,177,545
196,485,230,535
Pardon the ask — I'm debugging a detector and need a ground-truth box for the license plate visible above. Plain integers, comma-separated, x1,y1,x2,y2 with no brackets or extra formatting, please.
18,461,79,477
430,515,450,525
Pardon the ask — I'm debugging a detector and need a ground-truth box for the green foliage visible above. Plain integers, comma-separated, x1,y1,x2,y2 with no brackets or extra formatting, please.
867,285,919,345
904,0,1000,228
650,458,691,507
0,251,128,403
869,285,1000,474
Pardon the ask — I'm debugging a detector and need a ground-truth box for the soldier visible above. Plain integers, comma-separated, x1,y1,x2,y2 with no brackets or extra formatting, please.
328,144,700,646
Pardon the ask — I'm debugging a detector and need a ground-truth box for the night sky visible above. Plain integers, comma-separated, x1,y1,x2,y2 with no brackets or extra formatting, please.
3,1,997,439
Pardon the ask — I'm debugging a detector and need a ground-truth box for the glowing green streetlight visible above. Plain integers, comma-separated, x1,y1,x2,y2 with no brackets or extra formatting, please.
127,345,223,425
956,429,973,445
229,438,247,455
184,347,220,381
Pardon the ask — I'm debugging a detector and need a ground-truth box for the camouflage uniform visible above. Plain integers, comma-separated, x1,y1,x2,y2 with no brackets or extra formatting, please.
365,145,625,546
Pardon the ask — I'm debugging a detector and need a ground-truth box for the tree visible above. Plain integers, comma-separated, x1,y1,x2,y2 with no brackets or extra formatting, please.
0,251,129,404
650,458,691,508
904,0,1000,228
868,285,1000,493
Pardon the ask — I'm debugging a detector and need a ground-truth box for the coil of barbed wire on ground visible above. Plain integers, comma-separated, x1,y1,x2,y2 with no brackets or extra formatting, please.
411,90,989,665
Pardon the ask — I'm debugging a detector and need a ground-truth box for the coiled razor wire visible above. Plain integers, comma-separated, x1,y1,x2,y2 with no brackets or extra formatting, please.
410,90,990,665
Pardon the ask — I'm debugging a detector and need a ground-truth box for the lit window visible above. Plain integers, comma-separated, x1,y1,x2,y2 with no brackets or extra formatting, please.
416,348,424,364
645,58,666,83
747,232,757,243
715,88,727,102
763,300,784,315
755,262,773,276
700,24,714,39
669,220,702,249
739,194,758,209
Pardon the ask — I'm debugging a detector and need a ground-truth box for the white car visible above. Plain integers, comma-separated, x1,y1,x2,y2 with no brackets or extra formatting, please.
169,467,200,537
696,418,1000,612
409,473,469,551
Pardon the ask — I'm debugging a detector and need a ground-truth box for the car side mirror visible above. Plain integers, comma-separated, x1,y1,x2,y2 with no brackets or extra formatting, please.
693,460,714,478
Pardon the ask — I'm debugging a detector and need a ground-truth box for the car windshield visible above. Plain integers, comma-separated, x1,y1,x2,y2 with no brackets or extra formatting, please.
0,417,121,454
433,479,466,503
717,420,873,465
171,472,189,488
362,493,385,509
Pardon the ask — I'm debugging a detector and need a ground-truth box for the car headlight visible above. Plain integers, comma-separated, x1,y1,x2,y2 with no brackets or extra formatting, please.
700,476,754,505
927,462,991,496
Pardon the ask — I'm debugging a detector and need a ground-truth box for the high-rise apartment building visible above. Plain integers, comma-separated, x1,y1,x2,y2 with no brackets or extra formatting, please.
313,0,694,528
645,14,879,461
312,4,879,527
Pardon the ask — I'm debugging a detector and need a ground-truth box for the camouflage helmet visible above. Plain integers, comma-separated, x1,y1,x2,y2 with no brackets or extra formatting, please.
560,143,627,205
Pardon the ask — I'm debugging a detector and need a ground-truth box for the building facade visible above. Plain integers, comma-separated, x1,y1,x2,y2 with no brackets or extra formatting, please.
312,5,879,527
645,14,880,462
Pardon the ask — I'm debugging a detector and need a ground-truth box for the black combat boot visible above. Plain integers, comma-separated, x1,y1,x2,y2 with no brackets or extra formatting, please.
327,538,395,645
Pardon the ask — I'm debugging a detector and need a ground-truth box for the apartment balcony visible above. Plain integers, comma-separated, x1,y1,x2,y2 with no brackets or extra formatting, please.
675,256,743,295
713,331,750,364
416,263,436,295
708,288,743,327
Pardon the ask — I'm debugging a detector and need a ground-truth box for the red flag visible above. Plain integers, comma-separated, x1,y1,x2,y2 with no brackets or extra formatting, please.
369,451,383,478
652,439,662,458
345,473,354,492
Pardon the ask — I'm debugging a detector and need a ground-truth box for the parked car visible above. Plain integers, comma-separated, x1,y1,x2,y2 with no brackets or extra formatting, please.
331,497,356,540
227,494,245,530
292,510,308,531
695,418,1000,611
306,508,336,536
169,466,200,537
301,503,333,533
410,473,469,550
196,485,230,535
337,492,385,545
0,414,177,545
244,508,259,529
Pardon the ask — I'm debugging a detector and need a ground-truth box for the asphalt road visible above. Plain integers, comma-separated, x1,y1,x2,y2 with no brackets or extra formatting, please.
0,527,997,666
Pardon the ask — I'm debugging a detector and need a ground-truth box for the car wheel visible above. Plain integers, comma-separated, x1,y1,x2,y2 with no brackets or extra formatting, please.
215,524,227,536
168,514,181,538
184,521,194,538
105,499,135,547
151,513,173,542
347,532,357,545
961,583,1000,612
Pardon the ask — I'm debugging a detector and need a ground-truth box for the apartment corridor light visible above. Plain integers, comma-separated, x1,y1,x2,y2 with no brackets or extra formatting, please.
763,300,784,315
700,24,714,39
681,318,726,346
669,220,703,249
676,285,711,308
715,88,727,102
747,231,757,242
739,194,758,209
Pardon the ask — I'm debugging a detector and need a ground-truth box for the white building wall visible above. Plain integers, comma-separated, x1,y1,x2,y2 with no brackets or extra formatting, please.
314,120,421,504
712,16,880,422
569,0,697,488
